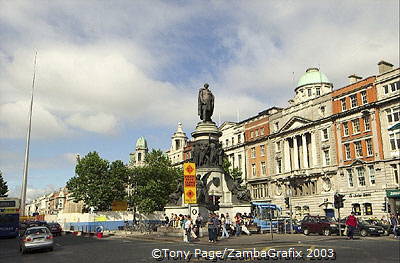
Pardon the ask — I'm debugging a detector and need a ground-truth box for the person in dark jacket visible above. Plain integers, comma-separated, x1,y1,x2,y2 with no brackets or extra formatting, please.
345,212,358,240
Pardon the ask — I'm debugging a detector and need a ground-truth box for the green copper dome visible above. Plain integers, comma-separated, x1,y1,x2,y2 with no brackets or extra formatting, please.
136,136,147,149
297,68,331,88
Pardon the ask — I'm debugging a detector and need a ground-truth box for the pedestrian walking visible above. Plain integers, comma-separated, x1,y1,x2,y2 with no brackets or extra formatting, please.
345,212,358,240
390,214,399,239
220,214,229,239
234,213,242,237
164,214,169,226
184,216,192,243
207,213,216,243
225,213,232,235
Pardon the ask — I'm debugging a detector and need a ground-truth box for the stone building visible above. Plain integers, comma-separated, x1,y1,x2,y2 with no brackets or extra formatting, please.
166,123,188,167
375,61,400,216
239,62,399,219
219,121,247,182
129,136,148,167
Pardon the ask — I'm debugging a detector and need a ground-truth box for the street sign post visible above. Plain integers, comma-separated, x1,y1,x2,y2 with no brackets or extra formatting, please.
183,163,197,205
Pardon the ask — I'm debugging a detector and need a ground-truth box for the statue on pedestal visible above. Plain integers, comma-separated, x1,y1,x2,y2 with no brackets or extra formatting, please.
198,83,214,122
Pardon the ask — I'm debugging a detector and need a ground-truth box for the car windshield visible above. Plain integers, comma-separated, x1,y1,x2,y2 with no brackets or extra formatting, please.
26,228,49,235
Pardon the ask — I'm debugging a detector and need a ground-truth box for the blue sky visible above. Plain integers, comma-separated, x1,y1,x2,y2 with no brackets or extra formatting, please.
0,0,399,200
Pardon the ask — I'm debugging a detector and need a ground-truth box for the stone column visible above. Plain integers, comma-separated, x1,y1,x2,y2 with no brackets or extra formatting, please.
293,136,299,170
302,133,309,169
284,139,291,172
311,131,317,168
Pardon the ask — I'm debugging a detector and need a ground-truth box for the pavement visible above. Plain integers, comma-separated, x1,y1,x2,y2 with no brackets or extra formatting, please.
0,231,399,263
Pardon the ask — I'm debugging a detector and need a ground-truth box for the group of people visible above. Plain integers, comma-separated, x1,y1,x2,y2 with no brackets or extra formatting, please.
164,212,254,243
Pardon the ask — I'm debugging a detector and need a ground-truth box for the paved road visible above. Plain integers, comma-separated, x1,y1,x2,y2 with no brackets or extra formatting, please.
0,234,399,263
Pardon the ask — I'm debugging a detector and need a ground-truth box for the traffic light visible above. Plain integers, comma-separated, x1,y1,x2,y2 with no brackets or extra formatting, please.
214,196,221,211
284,197,290,208
334,193,345,209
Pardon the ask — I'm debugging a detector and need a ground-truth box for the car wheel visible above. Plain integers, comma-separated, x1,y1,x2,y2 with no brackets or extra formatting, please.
323,229,331,236
384,230,389,236
48,247,54,252
360,229,368,237
303,228,310,235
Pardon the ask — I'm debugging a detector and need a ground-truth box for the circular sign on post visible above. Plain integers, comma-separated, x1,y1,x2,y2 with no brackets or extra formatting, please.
192,208,198,215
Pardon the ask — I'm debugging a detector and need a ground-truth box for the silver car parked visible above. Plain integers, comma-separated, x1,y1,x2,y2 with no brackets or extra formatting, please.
19,226,54,254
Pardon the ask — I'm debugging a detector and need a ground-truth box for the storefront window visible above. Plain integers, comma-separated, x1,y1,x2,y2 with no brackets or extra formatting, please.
352,203,361,215
364,203,373,215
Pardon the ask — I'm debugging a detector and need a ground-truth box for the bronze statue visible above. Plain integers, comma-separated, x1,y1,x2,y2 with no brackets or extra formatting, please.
198,83,214,122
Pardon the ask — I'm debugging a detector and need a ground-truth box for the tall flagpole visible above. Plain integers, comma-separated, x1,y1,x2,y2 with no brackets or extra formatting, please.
20,52,37,216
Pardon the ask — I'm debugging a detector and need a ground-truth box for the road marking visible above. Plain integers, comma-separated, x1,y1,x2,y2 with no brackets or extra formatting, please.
55,243,62,247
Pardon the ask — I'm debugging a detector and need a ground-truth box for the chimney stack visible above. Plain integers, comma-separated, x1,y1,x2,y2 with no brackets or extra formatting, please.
348,74,362,84
378,60,394,74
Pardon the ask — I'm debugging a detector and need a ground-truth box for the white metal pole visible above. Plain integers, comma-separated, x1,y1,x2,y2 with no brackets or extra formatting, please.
20,52,37,216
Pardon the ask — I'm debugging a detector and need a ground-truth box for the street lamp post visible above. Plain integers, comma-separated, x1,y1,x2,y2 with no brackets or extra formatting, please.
20,52,37,216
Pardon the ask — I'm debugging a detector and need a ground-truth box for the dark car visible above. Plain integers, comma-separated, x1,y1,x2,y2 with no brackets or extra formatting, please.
46,223,62,236
356,219,385,237
301,215,345,236
365,220,391,236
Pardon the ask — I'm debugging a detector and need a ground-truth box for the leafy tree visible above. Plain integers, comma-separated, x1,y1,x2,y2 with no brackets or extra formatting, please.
66,152,128,211
0,171,9,197
222,158,243,183
128,149,181,214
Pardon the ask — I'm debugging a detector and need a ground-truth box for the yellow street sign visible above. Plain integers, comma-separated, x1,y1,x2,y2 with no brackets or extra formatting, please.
183,163,196,204
111,201,128,211
183,163,196,176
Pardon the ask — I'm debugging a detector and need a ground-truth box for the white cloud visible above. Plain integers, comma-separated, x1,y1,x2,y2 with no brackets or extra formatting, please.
7,184,57,202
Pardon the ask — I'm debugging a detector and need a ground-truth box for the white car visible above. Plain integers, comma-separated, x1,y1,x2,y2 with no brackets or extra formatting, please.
19,226,54,254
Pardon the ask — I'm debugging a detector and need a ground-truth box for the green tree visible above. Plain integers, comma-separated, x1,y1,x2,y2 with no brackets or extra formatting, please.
66,152,128,211
128,149,181,214
222,158,243,183
0,171,9,197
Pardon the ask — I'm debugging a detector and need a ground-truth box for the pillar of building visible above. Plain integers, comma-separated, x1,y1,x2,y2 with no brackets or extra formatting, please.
311,131,317,167
293,136,299,170
284,139,291,172
302,133,309,168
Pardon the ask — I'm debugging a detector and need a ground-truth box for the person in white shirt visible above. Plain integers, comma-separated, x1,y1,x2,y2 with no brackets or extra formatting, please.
184,216,192,243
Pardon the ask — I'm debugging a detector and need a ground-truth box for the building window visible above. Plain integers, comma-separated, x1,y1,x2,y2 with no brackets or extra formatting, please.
345,144,351,160
316,87,321,95
392,164,399,185
260,145,265,156
277,159,282,174
391,81,400,92
355,141,363,157
363,116,370,131
350,94,358,108
276,141,281,152
274,122,279,132
341,98,347,111
308,88,312,96
383,85,389,94
368,165,376,185
226,139,229,146
323,150,330,166
361,91,368,105
347,169,354,187
320,106,326,116
364,203,373,215
356,167,366,186
386,107,400,123
251,147,256,158
260,128,264,136
352,119,360,134
343,122,349,136
250,131,254,138
231,137,234,145
255,130,259,137
389,132,400,151
261,162,266,176
251,164,256,177
238,134,241,144
322,128,329,140
352,203,361,215
238,155,242,171
366,139,373,156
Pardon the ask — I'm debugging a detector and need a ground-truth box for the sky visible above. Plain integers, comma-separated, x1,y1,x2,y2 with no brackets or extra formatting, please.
0,0,399,201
